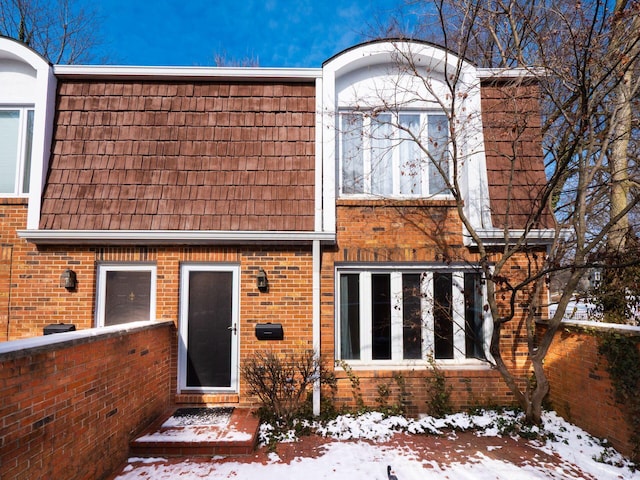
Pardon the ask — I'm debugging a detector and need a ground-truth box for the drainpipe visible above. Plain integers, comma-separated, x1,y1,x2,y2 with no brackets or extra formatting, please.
312,76,323,416
312,239,321,416
5,245,13,341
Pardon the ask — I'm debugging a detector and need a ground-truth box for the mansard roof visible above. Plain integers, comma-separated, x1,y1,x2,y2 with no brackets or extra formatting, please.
40,80,317,233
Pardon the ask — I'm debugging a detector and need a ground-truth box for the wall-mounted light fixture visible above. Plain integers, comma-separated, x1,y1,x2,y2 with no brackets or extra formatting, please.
60,269,77,290
256,267,268,292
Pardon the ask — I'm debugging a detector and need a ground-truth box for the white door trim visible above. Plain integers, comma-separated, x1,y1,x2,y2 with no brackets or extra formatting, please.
177,263,240,393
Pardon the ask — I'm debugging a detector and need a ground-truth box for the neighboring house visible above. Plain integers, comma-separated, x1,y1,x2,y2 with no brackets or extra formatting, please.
0,36,552,412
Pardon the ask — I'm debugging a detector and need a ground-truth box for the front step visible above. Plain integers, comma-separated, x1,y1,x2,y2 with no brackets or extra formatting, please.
130,407,260,457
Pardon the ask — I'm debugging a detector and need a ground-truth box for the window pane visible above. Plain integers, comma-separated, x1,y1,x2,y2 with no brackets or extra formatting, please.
371,114,393,196
0,111,20,194
402,273,422,359
104,271,152,326
372,274,391,360
399,114,422,195
22,110,34,194
428,114,449,194
465,273,485,359
340,274,361,359
341,114,364,194
433,272,453,359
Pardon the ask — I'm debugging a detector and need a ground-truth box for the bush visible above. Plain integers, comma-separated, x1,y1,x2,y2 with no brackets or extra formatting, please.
242,349,336,427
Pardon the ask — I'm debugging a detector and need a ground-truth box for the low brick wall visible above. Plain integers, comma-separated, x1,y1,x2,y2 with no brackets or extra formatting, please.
542,320,640,460
0,320,174,480
333,366,511,416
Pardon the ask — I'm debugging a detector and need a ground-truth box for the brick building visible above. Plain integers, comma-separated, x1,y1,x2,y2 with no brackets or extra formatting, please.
0,36,554,412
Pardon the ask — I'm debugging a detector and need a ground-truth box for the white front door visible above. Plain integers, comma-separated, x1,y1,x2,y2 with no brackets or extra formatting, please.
178,264,239,393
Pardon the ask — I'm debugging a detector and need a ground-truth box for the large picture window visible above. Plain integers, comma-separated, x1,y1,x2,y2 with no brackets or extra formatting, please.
0,107,34,195
96,264,157,327
338,269,487,363
340,112,449,198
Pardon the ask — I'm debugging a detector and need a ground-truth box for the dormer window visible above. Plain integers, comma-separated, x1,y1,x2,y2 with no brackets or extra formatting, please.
0,107,34,196
339,111,450,198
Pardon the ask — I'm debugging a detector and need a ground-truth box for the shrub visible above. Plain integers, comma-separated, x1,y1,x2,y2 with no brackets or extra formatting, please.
242,349,336,426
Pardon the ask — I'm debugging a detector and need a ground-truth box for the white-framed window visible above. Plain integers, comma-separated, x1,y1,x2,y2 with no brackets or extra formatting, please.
339,111,450,198
337,267,488,363
0,107,34,196
95,264,157,327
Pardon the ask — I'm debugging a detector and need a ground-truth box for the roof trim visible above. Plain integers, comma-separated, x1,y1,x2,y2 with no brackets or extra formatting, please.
18,229,336,245
477,67,545,80
52,64,321,81
466,228,561,247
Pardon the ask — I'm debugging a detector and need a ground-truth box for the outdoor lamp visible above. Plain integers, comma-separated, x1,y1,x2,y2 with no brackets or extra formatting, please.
60,269,77,290
256,268,268,291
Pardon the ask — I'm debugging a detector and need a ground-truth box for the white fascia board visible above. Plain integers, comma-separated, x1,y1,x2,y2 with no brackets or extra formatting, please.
52,64,321,82
477,67,546,80
18,229,336,245
466,228,562,246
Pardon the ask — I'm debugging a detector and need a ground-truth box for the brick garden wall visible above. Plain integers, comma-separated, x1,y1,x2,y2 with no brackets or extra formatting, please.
542,321,640,460
0,321,174,480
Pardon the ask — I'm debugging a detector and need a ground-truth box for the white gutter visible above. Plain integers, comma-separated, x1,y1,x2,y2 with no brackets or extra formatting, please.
466,228,563,247
18,229,336,245
53,64,321,81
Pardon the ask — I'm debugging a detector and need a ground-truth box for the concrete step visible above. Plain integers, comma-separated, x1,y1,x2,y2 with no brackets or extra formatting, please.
129,407,260,457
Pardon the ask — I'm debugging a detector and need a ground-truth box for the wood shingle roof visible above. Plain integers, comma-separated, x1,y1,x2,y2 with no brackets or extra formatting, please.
40,81,316,231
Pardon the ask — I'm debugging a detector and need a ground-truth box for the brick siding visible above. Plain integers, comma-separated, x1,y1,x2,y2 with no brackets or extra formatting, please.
322,200,540,413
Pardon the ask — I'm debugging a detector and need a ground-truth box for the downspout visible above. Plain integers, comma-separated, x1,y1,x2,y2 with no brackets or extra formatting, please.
5,245,13,341
312,239,321,416
312,76,323,416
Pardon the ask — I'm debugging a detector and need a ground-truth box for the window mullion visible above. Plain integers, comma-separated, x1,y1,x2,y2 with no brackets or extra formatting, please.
363,116,372,195
390,272,403,361
421,113,429,196
452,272,466,360
392,114,400,196
421,272,434,358
360,271,372,362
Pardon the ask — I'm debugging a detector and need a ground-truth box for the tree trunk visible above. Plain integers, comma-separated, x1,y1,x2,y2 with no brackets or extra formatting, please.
607,0,639,251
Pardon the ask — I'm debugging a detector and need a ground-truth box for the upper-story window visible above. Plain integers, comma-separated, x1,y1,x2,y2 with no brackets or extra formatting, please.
0,107,34,195
339,111,450,198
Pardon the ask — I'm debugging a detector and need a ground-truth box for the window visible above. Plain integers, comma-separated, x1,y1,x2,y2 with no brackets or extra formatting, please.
0,107,34,195
96,264,157,327
338,269,487,363
340,112,449,198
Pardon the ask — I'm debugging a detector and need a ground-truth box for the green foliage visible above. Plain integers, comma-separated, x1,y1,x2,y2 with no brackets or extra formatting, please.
373,373,410,415
336,360,366,412
598,333,640,460
424,355,452,417
242,349,336,428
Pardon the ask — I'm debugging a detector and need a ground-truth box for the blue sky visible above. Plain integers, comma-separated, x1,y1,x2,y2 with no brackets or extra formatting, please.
85,0,412,68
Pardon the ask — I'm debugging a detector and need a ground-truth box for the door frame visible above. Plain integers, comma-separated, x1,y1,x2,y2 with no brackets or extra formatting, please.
177,263,240,393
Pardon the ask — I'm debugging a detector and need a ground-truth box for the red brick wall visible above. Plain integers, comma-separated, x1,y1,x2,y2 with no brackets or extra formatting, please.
0,200,96,340
0,213,315,406
321,200,540,413
0,321,173,480
542,323,639,459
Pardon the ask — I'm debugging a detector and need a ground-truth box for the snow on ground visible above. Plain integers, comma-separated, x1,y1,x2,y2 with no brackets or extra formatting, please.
114,410,637,479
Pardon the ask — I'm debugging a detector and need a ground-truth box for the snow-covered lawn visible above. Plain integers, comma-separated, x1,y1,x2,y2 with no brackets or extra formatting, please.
114,410,636,479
